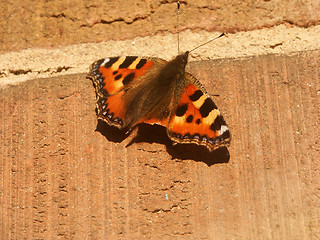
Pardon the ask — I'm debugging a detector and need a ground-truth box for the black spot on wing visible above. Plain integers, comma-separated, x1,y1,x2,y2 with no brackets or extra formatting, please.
136,59,147,69
210,115,226,132
114,74,122,80
189,90,203,101
95,59,104,68
175,104,188,117
122,72,135,85
104,58,119,68
119,57,137,68
199,98,218,118
221,129,231,140
186,115,193,123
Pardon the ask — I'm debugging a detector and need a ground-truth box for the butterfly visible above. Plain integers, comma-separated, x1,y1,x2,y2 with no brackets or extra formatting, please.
87,51,231,151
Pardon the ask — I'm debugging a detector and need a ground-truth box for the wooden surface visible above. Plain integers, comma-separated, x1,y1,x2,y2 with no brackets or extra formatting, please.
1,50,319,239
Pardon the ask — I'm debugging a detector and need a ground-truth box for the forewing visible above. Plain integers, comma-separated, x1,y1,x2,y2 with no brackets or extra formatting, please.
87,56,166,128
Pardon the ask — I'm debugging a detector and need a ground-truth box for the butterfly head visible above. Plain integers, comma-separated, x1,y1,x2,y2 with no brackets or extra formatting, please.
175,51,189,67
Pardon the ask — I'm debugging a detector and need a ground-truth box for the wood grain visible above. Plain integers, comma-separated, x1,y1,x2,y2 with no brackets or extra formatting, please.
1,50,319,239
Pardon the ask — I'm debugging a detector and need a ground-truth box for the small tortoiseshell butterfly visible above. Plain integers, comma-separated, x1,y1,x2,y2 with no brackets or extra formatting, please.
87,51,231,151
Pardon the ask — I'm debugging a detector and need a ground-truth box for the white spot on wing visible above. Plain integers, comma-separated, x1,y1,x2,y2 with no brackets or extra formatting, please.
101,58,110,66
218,125,229,135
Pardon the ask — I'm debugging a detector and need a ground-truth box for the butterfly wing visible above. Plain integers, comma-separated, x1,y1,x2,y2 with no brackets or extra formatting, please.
88,53,231,151
167,73,231,151
87,56,166,129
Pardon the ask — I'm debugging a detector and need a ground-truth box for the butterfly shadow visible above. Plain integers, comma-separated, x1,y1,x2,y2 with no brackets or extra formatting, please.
96,121,229,166
96,120,129,143
126,124,230,166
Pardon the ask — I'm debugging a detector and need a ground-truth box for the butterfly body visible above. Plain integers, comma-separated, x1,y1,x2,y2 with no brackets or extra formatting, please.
88,51,231,151
123,52,189,129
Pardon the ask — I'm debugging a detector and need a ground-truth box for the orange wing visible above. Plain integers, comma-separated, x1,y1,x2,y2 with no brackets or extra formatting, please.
167,74,231,151
88,56,165,128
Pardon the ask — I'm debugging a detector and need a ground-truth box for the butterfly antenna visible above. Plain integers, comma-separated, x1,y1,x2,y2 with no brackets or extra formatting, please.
177,1,180,54
189,32,225,53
